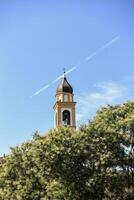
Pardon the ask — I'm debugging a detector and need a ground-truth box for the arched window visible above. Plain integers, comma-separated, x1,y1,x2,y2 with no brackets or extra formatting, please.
62,110,70,125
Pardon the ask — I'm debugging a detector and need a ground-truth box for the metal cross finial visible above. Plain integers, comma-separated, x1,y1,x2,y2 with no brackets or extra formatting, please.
63,68,66,77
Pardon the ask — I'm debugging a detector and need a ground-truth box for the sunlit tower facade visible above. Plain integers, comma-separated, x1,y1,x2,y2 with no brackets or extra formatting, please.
53,71,76,129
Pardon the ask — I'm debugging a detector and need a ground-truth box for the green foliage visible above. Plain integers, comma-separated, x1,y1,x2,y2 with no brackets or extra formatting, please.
0,101,133,199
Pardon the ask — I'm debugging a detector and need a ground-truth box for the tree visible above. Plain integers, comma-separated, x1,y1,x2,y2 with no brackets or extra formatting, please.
88,101,134,199
0,101,133,199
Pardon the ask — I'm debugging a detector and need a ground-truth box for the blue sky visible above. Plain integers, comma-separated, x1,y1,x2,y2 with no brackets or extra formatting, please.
0,0,134,155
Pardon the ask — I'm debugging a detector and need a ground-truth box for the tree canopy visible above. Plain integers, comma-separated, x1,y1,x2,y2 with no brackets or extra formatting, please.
0,101,133,199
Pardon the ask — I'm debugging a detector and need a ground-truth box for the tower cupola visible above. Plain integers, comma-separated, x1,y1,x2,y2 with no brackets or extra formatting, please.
57,76,73,94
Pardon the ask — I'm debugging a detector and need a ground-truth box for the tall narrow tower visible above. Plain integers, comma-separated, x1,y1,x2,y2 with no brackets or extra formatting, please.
53,72,76,129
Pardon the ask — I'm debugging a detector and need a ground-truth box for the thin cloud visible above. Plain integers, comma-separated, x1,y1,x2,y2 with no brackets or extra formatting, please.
76,81,125,123
124,75,134,82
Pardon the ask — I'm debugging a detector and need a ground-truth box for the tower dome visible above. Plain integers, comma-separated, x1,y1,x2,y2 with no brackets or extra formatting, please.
57,76,73,94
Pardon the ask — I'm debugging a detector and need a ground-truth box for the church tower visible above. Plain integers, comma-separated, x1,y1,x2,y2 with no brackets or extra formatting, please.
54,71,76,129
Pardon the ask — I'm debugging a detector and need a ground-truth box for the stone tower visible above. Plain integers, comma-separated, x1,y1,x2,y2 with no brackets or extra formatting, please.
53,72,76,129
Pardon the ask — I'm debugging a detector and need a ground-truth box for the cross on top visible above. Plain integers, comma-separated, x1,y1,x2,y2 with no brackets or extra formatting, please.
63,68,66,77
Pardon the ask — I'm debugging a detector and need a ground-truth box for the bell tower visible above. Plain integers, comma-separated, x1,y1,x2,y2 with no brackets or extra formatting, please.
53,71,76,129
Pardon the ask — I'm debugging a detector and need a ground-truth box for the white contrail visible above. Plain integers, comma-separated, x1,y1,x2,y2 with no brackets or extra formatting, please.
85,35,120,62
30,84,50,98
101,35,120,50
85,52,97,61
30,66,77,97
51,66,77,84
30,34,120,97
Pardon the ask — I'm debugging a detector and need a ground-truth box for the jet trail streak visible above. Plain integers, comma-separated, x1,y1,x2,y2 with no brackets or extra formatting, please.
85,35,120,62
30,35,120,98
30,66,77,97
101,35,120,50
